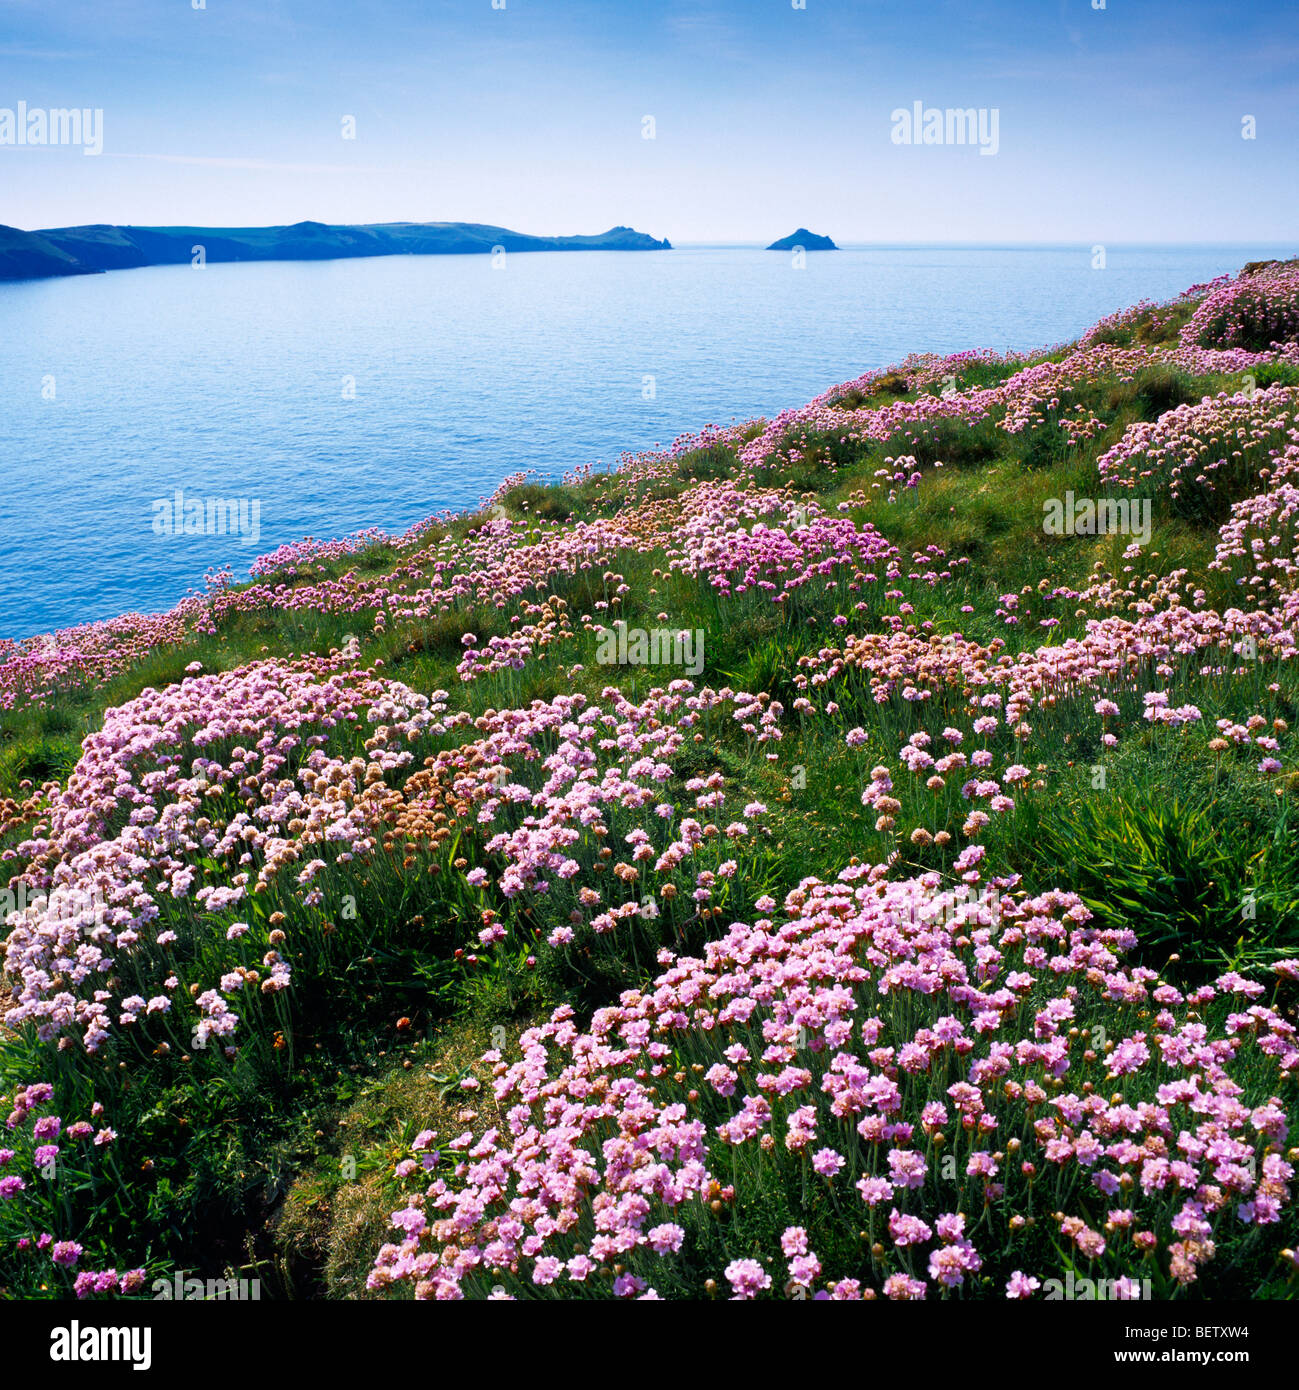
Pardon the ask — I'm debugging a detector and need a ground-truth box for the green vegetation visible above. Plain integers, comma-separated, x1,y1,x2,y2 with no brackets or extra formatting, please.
3,273,1299,1301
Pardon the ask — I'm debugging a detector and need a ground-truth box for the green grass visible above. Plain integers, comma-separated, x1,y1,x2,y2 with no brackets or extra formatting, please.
4,305,1299,1299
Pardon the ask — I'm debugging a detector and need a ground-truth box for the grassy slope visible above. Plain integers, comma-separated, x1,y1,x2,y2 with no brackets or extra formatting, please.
2,293,1298,1297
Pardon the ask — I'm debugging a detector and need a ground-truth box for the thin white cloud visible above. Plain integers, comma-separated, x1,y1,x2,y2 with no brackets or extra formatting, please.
0,44,88,60
102,152,415,175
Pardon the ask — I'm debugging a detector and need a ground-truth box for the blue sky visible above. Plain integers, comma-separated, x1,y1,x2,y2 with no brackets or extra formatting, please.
1,0,1296,242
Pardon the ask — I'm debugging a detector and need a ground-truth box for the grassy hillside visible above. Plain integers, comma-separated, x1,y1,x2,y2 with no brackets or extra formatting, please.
2,260,1299,1302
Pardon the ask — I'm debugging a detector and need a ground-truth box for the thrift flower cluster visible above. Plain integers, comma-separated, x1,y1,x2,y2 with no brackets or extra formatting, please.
368,866,1298,1300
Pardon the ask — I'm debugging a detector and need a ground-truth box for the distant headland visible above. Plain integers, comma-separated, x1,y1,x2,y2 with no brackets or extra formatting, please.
0,220,673,281
767,229,837,251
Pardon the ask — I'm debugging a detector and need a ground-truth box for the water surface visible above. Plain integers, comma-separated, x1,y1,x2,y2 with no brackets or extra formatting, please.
0,242,1287,639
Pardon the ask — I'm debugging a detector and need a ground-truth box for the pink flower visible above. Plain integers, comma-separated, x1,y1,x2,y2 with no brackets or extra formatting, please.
856,1175,893,1206
724,1258,771,1300
1006,1271,1040,1299
887,1148,927,1189
812,1148,844,1177
647,1223,685,1255
781,1226,809,1257
887,1209,933,1247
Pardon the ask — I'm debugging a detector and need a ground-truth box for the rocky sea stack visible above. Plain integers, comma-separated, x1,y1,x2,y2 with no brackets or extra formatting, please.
766,228,837,251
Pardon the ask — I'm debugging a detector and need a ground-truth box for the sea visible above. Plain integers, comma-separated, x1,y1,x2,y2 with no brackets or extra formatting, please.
0,241,1290,640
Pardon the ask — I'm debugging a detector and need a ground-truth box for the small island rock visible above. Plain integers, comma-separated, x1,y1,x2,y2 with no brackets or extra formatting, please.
767,229,837,251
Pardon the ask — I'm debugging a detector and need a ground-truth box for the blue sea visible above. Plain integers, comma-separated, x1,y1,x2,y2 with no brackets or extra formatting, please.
0,242,1291,641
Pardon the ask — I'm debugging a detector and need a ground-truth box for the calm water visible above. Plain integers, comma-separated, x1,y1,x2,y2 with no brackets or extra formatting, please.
0,242,1290,641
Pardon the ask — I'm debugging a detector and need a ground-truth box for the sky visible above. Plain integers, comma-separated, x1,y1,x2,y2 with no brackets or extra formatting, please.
0,0,1296,243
